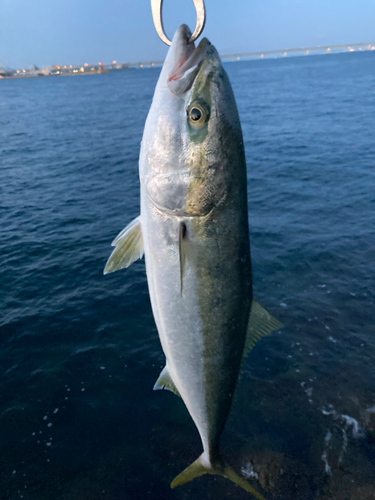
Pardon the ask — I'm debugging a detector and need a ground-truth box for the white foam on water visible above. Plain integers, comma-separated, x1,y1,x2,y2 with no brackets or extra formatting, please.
321,430,332,476
241,462,259,480
321,404,366,467
322,409,333,416
322,453,332,475
325,431,331,443
341,415,363,438
305,387,313,398
338,428,348,464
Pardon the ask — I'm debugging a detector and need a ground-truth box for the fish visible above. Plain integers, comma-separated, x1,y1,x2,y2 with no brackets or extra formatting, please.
104,24,282,499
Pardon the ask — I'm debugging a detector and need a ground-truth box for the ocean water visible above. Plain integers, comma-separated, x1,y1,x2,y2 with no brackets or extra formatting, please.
1,51,375,500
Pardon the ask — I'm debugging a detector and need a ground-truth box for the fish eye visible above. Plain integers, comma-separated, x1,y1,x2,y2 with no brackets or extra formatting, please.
190,108,202,121
187,102,209,129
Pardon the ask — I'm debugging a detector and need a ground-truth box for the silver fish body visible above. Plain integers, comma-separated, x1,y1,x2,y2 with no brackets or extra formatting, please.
105,25,281,499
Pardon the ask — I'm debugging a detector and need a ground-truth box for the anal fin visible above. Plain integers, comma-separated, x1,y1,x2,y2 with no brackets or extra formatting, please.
104,216,144,275
153,365,181,397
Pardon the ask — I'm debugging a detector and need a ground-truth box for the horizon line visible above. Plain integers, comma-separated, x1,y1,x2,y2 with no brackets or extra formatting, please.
3,41,375,71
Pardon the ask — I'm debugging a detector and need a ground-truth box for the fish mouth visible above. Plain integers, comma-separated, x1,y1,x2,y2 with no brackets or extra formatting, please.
167,24,210,97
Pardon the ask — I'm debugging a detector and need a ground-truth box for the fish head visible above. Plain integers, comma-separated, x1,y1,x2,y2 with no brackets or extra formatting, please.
141,25,246,217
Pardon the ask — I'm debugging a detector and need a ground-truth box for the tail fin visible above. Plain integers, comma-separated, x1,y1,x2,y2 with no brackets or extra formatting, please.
171,454,267,500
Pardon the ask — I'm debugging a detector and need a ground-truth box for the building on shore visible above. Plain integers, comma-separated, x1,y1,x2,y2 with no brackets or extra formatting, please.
0,67,12,78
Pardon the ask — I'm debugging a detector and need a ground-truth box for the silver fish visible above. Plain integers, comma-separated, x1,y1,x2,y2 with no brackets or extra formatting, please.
105,25,282,499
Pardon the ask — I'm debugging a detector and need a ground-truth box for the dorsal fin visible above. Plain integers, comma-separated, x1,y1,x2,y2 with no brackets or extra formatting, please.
103,216,144,274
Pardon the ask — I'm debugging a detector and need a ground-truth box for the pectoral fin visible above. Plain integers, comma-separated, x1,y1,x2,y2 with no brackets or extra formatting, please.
153,365,181,397
244,301,283,356
103,216,144,275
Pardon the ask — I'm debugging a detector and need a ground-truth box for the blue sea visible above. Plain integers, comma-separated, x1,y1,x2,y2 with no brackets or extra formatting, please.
1,51,375,500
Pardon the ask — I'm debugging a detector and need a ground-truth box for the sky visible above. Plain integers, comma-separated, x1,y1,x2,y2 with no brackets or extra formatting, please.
1,0,375,68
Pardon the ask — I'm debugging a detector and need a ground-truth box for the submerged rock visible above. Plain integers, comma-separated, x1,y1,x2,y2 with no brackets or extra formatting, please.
240,449,317,500
319,482,375,500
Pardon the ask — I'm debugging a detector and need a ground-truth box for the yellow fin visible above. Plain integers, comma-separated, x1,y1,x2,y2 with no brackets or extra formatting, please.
171,455,207,488
103,217,143,274
153,365,180,397
171,454,267,500
244,300,283,356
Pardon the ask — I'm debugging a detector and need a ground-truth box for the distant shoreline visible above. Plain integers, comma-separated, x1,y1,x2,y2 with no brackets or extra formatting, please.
1,69,111,80
2,44,374,80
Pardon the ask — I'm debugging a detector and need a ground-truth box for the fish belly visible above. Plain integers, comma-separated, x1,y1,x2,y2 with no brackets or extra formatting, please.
141,192,252,452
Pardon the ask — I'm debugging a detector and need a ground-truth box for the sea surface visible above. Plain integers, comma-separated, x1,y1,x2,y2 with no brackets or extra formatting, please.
1,51,375,500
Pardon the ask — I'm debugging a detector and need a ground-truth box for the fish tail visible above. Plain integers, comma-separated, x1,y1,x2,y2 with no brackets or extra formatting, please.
171,453,267,500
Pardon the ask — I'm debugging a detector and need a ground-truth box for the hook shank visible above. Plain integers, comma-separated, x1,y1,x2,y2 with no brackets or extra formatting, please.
151,0,206,46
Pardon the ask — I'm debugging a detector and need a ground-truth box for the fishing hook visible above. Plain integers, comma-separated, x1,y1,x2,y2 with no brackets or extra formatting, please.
150,0,206,46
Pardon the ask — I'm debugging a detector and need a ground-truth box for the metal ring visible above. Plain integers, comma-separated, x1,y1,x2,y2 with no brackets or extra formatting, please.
150,0,206,46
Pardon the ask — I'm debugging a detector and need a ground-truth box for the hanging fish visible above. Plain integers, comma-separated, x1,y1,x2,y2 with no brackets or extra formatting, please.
105,24,282,499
